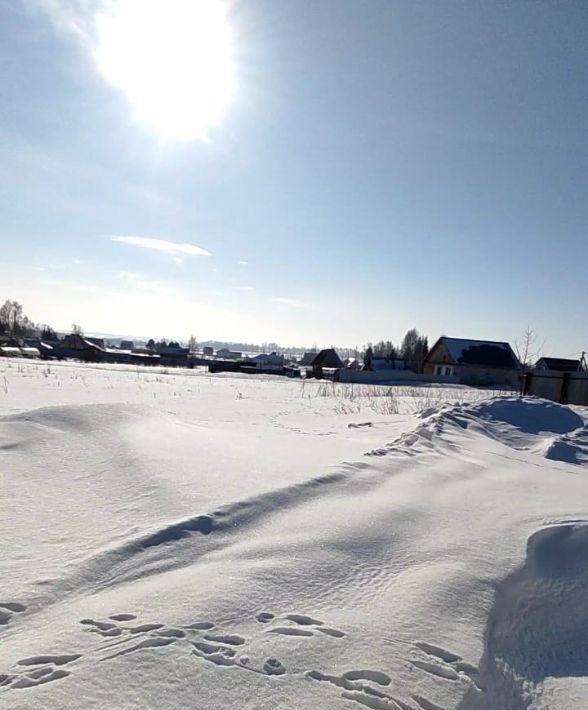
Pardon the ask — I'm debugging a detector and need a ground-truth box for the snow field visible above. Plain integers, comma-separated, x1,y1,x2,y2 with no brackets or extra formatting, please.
0,359,587,709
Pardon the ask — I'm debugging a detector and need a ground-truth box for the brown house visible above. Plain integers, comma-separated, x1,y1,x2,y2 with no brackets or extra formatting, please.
424,337,520,387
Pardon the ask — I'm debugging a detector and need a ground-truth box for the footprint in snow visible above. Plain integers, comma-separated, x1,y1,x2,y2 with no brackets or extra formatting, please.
411,640,483,692
308,667,453,710
307,668,415,710
190,610,344,679
18,654,81,667
1,653,81,691
80,618,121,636
100,636,176,661
193,639,286,677
263,657,286,676
262,612,345,639
256,612,274,623
182,620,215,630
0,602,27,628
306,639,483,710
203,633,245,646
2,608,346,693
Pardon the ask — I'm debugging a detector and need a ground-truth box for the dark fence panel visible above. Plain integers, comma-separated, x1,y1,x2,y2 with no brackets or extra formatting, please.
521,371,588,406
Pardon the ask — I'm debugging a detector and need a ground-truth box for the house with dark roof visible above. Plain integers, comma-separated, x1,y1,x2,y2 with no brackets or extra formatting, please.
158,345,190,367
298,352,318,367
535,357,583,373
251,352,285,370
424,337,520,387
309,349,343,378
59,333,106,361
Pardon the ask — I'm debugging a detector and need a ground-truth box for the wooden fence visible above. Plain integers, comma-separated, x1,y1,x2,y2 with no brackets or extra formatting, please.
521,370,588,406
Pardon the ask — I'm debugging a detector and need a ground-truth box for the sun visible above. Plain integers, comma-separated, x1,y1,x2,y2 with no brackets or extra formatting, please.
94,0,235,141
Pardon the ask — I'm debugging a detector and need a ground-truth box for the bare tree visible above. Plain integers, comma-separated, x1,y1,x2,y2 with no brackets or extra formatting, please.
72,323,84,335
400,328,429,373
515,326,545,370
40,325,58,340
0,300,23,334
188,334,198,352
0,300,36,336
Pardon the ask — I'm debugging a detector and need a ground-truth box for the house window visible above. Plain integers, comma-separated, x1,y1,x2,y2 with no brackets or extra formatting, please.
436,365,453,377
436,366,442,375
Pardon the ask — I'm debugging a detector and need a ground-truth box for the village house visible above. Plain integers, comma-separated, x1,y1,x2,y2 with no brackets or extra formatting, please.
59,333,105,361
251,352,285,370
424,336,520,387
535,357,583,373
308,349,343,379
59,334,162,366
0,345,41,359
158,344,189,367
298,352,318,367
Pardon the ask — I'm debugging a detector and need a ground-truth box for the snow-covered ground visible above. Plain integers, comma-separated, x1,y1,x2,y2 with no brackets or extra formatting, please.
1,359,587,709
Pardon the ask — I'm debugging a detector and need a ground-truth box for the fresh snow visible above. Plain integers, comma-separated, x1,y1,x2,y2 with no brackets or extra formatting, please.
1,359,587,709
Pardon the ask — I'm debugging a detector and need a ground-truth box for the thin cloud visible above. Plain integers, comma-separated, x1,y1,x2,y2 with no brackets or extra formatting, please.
237,260,248,265
110,235,211,257
234,285,255,292
272,297,308,308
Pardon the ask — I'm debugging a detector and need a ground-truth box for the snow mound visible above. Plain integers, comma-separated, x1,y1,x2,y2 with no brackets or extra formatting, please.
470,397,584,436
459,522,588,709
544,428,588,466
412,397,588,467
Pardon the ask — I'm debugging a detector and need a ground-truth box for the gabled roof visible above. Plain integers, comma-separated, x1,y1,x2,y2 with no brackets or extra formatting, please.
299,352,318,366
427,337,519,369
310,348,343,369
536,357,581,372
61,333,105,351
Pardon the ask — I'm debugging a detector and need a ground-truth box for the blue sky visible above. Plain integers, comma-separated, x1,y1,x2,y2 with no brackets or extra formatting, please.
1,0,587,353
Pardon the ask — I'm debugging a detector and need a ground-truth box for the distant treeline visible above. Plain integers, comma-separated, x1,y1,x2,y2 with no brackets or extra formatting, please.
0,300,57,341
1,299,430,372
359,328,430,373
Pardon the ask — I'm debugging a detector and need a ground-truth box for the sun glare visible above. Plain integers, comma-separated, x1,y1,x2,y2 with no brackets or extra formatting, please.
94,0,234,141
